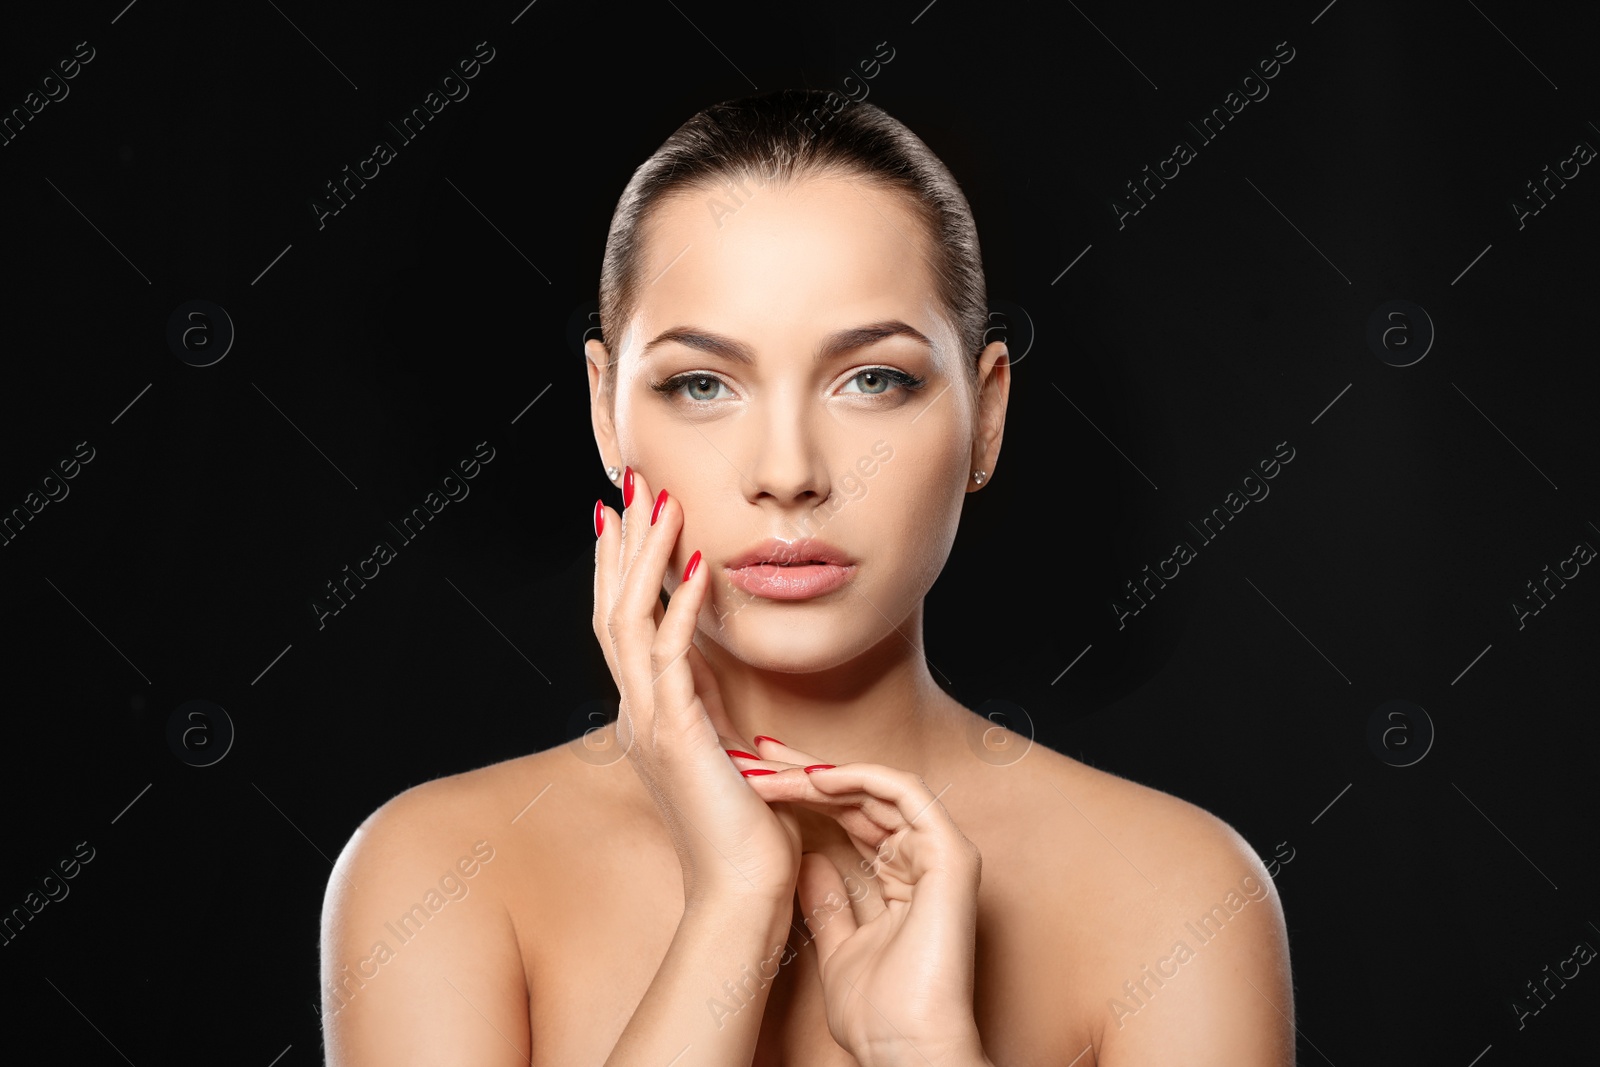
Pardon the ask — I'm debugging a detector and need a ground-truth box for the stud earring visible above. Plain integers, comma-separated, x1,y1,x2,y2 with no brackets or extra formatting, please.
605,466,620,483
971,470,987,485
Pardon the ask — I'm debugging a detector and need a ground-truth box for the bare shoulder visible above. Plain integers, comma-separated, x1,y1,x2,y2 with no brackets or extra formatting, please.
318,745,580,1066
348,743,585,839
1016,747,1295,1064
1027,747,1269,891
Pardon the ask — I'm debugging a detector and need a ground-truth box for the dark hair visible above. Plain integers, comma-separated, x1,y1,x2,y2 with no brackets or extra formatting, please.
596,89,987,402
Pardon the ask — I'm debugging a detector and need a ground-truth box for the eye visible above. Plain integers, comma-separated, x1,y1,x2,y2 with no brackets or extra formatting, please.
652,373,732,403
839,367,926,396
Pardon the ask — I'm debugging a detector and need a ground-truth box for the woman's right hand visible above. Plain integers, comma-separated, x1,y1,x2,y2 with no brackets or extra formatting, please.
593,465,802,911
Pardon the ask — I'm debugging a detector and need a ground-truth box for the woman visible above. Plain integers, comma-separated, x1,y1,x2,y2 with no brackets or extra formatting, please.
319,89,1295,1066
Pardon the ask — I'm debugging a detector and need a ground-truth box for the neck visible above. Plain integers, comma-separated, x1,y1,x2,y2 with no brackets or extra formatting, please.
694,602,965,772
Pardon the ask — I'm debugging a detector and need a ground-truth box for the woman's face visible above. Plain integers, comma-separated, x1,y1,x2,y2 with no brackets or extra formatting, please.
589,172,1006,673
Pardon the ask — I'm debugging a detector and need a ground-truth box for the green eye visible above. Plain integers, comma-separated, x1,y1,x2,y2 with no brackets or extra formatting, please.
682,376,724,401
650,367,927,405
841,368,926,395
651,374,731,402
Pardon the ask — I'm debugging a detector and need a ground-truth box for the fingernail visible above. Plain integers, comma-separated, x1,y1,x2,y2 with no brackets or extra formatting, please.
651,488,669,525
753,735,783,746
623,466,634,508
683,549,702,582
741,769,778,776
803,764,835,773
726,749,758,759
593,499,605,538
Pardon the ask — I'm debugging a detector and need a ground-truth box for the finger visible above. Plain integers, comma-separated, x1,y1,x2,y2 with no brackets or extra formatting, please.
592,500,623,676
616,465,651,586
688,644,738,741
734,783,892,919
739,775,893,844
750,735,831,770
746,766,904,839
804,764,959,839
724,747,807,780
610,470,676,707
648,500,709,735
801,765,979,889
729,759,811,787
818,803,901,863
796,851,857,968
834,852,889,926
730,734,825,781
614,469,680,623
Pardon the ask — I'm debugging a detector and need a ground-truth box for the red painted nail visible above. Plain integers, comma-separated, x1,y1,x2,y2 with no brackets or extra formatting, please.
752,735,783,746
683,549,702,582
623,466,634,508
593,499,605,538
803,764,835,773
651,488,669,525
741,769,778,776
726,749,758,759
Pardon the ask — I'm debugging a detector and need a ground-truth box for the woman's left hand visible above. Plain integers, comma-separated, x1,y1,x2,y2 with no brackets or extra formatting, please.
735,737,993,1067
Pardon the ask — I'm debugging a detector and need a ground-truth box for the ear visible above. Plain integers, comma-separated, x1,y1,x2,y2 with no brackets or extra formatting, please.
586,338,621,472
967,340,1010,492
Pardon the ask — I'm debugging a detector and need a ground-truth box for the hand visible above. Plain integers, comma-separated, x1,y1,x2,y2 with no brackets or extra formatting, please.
592,468,802,908
734,738,990,1066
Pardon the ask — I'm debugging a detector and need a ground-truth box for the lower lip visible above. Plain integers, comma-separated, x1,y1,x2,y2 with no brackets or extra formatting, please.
724,562,855,600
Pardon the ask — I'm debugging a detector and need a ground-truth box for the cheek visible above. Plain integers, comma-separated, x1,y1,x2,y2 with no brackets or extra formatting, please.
894,419,972,489
614,397,708,498
866,435,968,558
613,388,661,459
616,393,737,478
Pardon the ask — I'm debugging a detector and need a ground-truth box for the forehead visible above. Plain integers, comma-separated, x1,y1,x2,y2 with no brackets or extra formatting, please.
621,174,949,359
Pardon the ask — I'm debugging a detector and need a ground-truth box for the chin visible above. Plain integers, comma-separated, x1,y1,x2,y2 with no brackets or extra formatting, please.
698,596,887,674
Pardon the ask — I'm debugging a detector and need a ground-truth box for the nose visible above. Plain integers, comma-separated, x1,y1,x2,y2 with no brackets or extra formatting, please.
743,390,830,512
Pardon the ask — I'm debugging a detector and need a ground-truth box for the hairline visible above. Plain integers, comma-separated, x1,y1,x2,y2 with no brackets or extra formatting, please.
602,165,977,409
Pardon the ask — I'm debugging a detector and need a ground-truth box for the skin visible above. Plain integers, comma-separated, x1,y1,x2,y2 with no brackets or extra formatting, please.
318,172,1296,1066
597,171,1000,761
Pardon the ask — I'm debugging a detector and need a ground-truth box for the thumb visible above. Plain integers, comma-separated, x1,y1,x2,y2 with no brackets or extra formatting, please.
797,852,857,967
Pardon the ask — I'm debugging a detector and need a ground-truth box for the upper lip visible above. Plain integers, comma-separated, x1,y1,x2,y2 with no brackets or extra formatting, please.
725,538,854,569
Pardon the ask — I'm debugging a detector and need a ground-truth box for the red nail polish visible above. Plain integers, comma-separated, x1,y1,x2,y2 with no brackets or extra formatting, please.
593,499,605,538
623,466,634,508
651,488,668,525
803,764,835,773
726,749,758,759
752,735,783,746
683,549,702,582
741,769,777,776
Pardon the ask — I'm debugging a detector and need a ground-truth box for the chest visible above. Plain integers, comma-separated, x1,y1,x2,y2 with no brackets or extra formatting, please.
516,840,1096,1066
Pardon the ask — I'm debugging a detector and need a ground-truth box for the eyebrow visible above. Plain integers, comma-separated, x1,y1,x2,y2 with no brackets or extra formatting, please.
641,320,932,365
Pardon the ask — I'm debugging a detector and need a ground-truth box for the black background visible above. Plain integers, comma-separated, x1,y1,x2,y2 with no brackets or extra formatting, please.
1,0,1596,1063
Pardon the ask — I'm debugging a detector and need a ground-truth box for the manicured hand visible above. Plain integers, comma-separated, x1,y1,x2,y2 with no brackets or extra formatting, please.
592,469,802,909
732,737,991,1066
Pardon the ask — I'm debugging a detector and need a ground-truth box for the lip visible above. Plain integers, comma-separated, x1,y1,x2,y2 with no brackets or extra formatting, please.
724,538,856,600
725,538,853,569
724,562,855,599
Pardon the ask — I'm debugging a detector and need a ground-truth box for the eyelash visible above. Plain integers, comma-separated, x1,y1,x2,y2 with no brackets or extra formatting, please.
650,367,927,404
